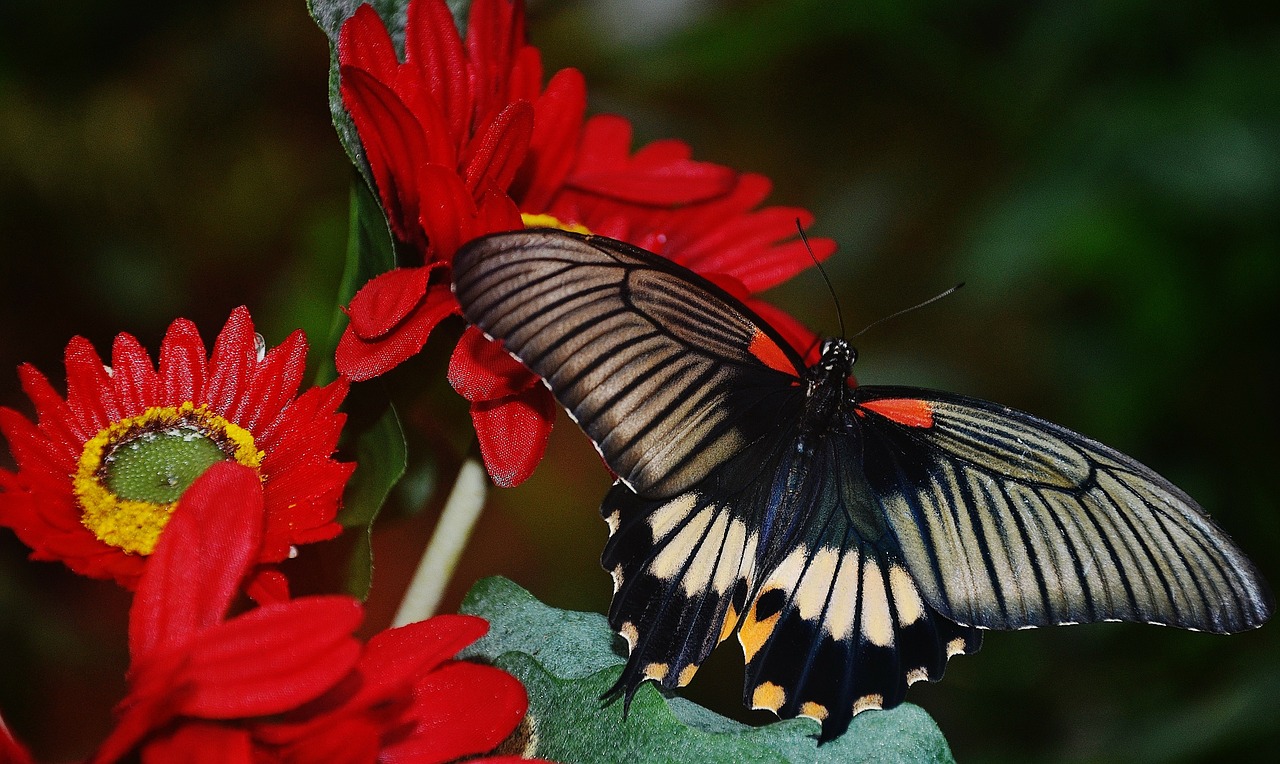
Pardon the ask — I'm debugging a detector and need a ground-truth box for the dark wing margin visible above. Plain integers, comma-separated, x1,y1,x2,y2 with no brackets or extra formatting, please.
855,386,1274,634
452,229,806,498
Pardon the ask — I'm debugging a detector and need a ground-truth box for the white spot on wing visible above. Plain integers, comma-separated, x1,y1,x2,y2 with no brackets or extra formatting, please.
796,547,840,622
860,557,894,648
824,548,861,642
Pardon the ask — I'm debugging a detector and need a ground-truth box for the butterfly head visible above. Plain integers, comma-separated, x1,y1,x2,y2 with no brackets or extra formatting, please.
815,337,857,380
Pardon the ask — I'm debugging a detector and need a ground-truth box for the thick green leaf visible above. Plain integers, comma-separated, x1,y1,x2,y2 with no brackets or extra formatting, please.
461,577,956,763
338,403,406,598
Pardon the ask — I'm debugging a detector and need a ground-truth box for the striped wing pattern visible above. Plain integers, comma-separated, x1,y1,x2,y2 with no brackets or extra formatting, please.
857,386,1273,634
452,229,804,497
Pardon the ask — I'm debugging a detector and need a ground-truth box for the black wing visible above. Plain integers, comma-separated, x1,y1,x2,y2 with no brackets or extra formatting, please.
855,386,1274,634
601,413,981,742
452,228,807,497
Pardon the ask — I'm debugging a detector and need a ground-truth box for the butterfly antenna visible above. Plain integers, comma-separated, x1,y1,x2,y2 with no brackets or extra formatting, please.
796,219,845,338
852,282,965,339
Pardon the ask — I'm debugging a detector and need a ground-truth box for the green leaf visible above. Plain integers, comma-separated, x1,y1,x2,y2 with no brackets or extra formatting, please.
460,577,956,763
313,175,398,386
338,402,406,599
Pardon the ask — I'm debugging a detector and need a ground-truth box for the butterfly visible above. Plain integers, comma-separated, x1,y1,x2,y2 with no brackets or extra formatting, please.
451,228,1273,741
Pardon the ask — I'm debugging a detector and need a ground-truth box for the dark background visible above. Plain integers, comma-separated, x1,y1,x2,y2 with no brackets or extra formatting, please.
2,1,1277,761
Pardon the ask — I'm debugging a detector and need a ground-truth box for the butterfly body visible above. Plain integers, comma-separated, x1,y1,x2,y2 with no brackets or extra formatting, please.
451,228,1272,741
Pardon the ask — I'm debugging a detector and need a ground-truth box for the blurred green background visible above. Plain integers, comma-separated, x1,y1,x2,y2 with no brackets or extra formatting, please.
2,0,1277,761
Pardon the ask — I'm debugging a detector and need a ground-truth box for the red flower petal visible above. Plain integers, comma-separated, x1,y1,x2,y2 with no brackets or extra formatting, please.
447,327,539,401
203,306,258,420
336,280,459,381
169,596,362,718
64,335,120,437
463,100,534,198
345,266,432,341
566,115,736,205
341,65,439,247
158,317,208,408
746,298,823,366
404,0,471,140
382,662,527,764
358,615,490,697
511,67,586,211
240,328,308,433
337,4,400,82
470,386,556,488
466,0,528,130
110,333,159,419
0,716,34,764
417,163,481,259
16,363,83,450
129,462,264,657
139,722,254,764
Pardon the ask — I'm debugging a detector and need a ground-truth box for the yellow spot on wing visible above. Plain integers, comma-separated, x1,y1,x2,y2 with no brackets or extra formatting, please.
799,701,829,722
620,622,639,651
643,662,669,682
678,664,698,686
752,682,787,712
719,601,740,644
946,636,968,657
852,694,884,715
739,593,783,663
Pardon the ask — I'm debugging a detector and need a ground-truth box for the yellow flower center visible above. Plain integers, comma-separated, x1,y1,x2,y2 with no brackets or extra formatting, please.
74,403,262,555
521,213,591,235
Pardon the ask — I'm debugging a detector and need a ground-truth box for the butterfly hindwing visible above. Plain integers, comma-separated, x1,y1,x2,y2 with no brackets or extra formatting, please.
734,431,981,741
855,386,1273,634
452,229,806,497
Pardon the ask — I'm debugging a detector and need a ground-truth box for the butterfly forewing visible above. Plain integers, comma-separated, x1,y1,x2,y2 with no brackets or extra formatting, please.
452,229,806,497
856,386,1273,634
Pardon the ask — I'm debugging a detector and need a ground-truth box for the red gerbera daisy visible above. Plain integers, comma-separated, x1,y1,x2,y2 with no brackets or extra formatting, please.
334,0,834,487
91,462,540,764
0,306,353,588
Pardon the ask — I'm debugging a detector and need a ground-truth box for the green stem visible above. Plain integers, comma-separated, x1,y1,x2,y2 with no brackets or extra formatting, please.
392,455,489,626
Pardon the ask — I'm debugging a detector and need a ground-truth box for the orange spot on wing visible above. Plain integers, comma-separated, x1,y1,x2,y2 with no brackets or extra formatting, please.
861,398,934,428
748,329,796,375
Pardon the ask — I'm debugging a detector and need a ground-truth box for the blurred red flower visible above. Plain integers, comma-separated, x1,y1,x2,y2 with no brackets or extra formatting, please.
335,0,833,487
0,306,352,588
92,462,542,764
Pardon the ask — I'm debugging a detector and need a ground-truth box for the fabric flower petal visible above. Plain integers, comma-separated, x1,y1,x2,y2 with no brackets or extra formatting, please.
470,386,557,488
336,279,459,381
448,327,539,401
382,662,528,764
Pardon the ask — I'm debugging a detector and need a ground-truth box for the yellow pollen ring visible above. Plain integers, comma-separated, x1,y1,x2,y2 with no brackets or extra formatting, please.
520,212,591,235
73,402,262,556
